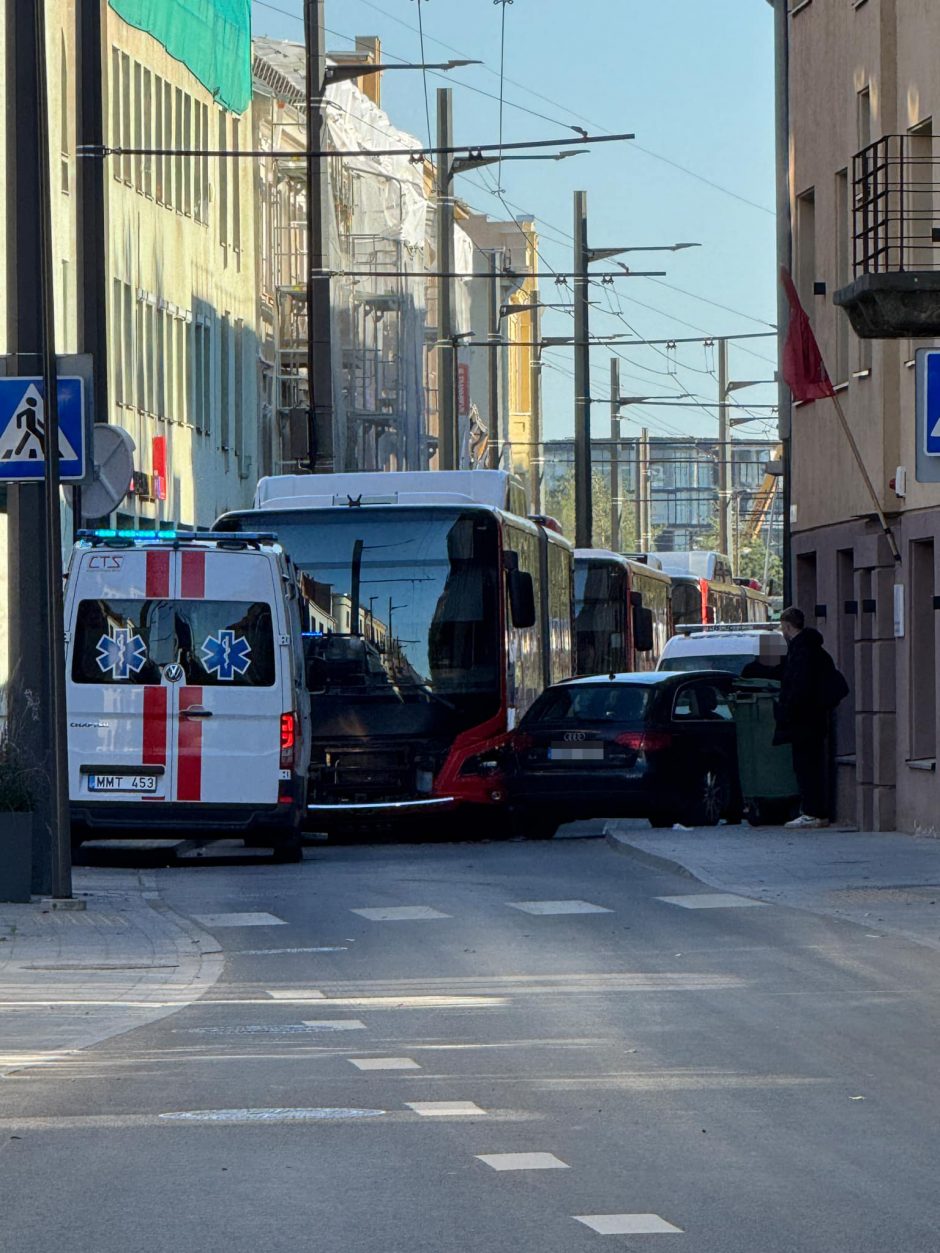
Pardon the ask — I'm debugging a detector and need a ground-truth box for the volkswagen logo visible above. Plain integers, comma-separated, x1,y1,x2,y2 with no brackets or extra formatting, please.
563,731,586,742
163,663,184,684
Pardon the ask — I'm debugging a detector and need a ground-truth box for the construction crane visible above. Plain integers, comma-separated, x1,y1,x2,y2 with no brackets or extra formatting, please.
742,446,782,545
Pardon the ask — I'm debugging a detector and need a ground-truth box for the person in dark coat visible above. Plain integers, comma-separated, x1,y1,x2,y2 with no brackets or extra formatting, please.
775,606,846,828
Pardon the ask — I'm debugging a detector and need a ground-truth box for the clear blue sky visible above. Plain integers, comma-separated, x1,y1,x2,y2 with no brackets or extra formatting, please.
252,0,778,443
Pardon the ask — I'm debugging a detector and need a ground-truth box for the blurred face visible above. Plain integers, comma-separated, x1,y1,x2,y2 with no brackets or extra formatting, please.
780,620,800,642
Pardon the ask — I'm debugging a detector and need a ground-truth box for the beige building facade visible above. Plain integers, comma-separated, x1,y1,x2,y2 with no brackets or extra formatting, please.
784,0,940,831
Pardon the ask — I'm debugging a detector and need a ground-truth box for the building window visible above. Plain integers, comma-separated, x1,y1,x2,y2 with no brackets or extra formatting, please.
120,52,132,184
176,319,186,422
154,76,164,203
795,188,816,313
218,111,228,247
144,302,155,412
165,311,175,419
835,169,850,384
200,104,210,224
60,36,69,194
234,317,245,461
174,88,184,213
857,85,872,151
193,101,203,223
156,308,166,417
135,299,145,409
219,313,231,447
112,279,124,402
183,94,193,216
910,539,936,761
908,118,933,270
163,82,173,207
133,61,143,192
143,69,153,197
110,48,120,179
232,117,242,253
193,316,212,434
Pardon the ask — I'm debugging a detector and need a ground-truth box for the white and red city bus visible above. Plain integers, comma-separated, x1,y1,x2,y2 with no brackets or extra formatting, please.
216,471,573,824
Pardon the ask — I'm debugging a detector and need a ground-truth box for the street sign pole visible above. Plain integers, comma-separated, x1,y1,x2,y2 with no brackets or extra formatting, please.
35,0,72,897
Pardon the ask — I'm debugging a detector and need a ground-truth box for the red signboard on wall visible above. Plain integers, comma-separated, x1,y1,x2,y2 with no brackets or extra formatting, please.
152,436,167,502
457,363,470,417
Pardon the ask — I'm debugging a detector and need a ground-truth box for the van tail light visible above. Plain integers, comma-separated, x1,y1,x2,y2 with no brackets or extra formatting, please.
280,712,297,769
615,730,672,752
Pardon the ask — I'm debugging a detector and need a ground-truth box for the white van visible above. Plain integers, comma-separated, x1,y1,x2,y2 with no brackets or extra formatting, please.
658,623,787,678
65,530,311,859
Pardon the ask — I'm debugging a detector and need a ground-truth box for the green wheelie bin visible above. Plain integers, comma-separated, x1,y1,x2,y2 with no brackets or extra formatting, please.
731,679,799,826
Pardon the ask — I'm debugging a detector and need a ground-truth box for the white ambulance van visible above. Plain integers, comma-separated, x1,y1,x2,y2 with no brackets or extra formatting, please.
65,530,310,860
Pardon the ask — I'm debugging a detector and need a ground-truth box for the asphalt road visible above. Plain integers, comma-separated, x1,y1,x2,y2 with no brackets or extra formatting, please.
3,834,940,1252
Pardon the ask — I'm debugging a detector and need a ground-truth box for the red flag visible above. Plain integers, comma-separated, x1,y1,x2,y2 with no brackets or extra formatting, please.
780,267,834,403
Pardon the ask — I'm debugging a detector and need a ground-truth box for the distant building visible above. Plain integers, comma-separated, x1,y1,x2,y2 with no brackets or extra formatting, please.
541,437,779,558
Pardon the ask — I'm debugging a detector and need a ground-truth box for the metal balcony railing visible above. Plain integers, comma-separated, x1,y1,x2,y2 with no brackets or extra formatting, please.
853,134,940,274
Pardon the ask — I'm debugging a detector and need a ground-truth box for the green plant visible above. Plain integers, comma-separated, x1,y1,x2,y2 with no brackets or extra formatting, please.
0,718,37,813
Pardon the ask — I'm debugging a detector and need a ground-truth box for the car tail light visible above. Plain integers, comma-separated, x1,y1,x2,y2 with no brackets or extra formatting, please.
509,731,534,752
615,730,672,752
280,712,297,769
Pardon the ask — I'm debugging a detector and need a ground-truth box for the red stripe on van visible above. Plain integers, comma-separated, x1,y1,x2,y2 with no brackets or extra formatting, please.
146,550,171,598
177,686,203,802
142,686,168,768
181,550,206,599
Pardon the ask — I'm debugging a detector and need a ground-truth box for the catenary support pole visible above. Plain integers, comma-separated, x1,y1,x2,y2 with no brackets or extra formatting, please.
718,336,731,559
6,0,55,893
486,251,500,469
639,427,650,551
34,0,72,897
305,0,335,471
436,88,456,470
609,358,621,551
573,190,593,548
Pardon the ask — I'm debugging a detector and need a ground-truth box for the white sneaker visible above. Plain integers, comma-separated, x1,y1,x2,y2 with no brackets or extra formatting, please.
784,814,830,829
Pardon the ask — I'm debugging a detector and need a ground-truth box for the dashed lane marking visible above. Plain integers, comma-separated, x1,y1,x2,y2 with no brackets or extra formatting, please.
507,900,612,915
655,893,767,910
406,1101,486,1117
573,1214,684,1235
350,906,450,921
476,1152,568,1171
349,1058,420,1071
159,1107,384,1123
299,1019,367,1031
267,992,504,1008
194,912,287,927
236,947,348,955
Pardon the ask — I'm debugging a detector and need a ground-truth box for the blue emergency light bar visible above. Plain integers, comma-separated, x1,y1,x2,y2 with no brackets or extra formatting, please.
77,529,279,544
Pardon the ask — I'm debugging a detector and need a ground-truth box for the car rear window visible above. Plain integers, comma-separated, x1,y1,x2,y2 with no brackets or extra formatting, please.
71,599,276,687
659,654,752,675
522,683,652,725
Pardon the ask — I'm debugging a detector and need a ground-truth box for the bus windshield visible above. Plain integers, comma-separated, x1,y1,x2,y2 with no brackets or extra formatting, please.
573,560,628,675
220,507,502,737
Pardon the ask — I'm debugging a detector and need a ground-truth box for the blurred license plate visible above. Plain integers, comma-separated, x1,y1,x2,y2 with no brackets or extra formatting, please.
548,743,604,762
88,774,159,793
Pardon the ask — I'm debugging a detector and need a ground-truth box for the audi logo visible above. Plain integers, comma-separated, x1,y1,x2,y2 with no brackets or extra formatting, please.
563,731,587,742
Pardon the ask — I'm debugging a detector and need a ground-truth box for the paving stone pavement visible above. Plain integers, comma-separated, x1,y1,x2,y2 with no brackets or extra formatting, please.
606,821,940,951
0,868,222,1075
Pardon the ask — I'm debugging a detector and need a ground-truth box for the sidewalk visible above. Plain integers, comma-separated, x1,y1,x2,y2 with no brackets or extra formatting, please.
606,821,940,951
0,868,222,1076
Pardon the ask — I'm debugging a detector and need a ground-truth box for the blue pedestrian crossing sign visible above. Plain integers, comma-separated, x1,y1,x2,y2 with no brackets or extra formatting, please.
924,351,940,457
0,376,85,482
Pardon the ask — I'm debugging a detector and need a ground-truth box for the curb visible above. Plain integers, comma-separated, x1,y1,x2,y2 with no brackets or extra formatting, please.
603,827,702,883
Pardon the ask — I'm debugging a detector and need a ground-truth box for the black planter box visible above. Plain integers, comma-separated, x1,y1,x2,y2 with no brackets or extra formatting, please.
0,813,33,902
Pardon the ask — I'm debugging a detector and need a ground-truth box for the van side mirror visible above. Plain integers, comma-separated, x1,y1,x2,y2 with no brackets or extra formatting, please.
633,604,655,652
507,569,536,629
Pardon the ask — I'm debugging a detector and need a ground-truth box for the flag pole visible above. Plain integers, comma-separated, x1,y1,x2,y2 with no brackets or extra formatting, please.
827,390,902,565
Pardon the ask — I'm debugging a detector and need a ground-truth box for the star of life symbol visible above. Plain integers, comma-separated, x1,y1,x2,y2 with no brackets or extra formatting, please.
201,630,252,681
96,629,147,679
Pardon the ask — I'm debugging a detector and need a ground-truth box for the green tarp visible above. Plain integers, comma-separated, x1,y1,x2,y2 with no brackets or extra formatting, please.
109,0,252,114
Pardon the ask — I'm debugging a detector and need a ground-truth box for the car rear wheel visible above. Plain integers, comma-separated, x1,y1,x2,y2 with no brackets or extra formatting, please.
684,766,728,827
512,809,559,840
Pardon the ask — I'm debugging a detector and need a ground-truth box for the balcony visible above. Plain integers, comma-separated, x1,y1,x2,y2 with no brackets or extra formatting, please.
834,134,940,338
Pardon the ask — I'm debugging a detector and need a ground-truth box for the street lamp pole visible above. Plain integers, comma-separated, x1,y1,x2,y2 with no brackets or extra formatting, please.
436,88,457,469
609,358,621,551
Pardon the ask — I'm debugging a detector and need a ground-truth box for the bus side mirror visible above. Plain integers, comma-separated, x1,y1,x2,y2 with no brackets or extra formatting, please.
633,604,655,652
507,569,536,629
